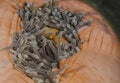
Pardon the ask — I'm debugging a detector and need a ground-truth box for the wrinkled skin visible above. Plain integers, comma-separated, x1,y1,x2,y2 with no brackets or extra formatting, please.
0,0,120,83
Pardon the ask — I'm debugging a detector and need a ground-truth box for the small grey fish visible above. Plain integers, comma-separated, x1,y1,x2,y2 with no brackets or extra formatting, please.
48,40,58,61
57,31,64,58
56,64,67,76
16,3,24,20
0,46,12,51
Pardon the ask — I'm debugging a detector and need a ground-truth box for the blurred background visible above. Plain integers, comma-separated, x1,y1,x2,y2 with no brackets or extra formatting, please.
83,0,120,39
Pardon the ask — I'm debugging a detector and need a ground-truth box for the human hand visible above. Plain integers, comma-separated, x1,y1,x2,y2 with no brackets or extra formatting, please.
0,0,120,83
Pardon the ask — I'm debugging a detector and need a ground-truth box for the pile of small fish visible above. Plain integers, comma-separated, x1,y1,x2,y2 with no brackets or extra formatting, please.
10,0,92,83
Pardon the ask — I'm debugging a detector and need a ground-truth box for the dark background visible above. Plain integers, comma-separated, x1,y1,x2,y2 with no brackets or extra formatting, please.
83,0,120,39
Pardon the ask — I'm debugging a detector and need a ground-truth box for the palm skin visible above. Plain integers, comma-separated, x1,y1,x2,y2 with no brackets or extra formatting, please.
0,0,120,83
